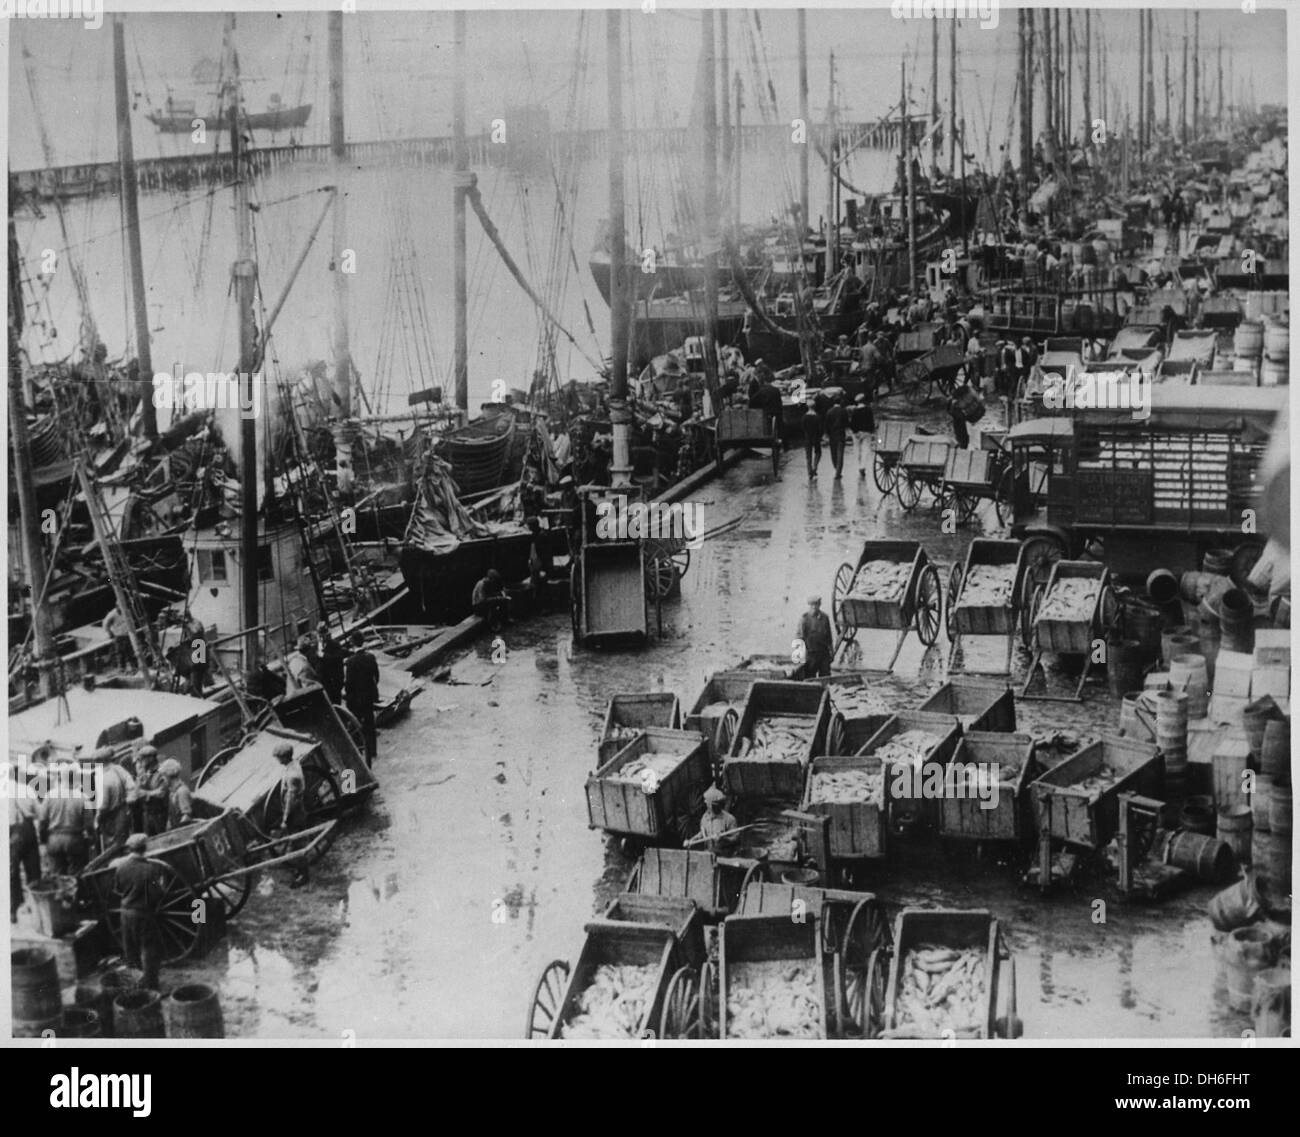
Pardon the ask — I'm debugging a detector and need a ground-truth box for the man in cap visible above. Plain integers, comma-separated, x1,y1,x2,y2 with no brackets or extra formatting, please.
317,623,346,704
92,747,137,855
802,398,823,479
471,568,510,631
159,759,193,831
344,632,381,766
101,605,135,672
824,391,848,479
795,595,834,678
286,633,321,691
9,767,40,922
37,765,92,876
135,745,168,836
272,743,310,888
695,785,739,853
113,833,166,990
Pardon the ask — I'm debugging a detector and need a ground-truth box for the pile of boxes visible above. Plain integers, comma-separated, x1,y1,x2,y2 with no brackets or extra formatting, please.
1209,630,1291,723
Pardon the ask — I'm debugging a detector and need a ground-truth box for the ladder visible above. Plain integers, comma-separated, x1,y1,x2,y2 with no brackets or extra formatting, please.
74,459,166,686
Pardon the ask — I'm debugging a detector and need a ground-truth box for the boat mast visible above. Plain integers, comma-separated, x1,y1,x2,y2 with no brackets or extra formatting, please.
1181,13,1188,147
797,9,808,239
1083,11,1091,164
825,52,835,282
1192,11,1200,141
453,11,469,415
702,12,720,401
228,17,260,679
113,16,156,441
930,22,939,183
329,11,351,419
7,224,56,697
902,59,916,295
948,18,956,178
734,73,743,240
606,9,631,487
719,9,731,234
1019,9,1031,191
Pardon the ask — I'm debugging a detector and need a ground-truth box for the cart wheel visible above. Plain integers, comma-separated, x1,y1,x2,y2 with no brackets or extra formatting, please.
839,898,889,1038
525,959,570,1039
945,564,963,641
711,707,739,764
570,561,582,641
204,869,252,922
737,861,766,902
131,859,204,965
671,545,691,582
1022,583,1045,652
895,471,922,511
914,564,942,646
994,466,1015,527
660,966,702,1039
645,546,679,601
1020,533,1064,593
864,948,890,1038
904,374,927,406
872,452,897,494
831,563,855,636
196,746,241,788
699,960,719,1038
1098,585,1122,640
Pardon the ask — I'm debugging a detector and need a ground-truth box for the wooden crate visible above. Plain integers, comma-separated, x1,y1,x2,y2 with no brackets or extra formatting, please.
585,728,711,840
803,755,889,860
883,908,1000,1039
552,922,677,1039
601,894,705,968
901,436,953,472
874,419,914,457
1034,560,1107,654
1030,734,1161,850
719,913,831,1040
625,847,725,913
813,675,893,748
718,407,774,445
599,692,683,765
857,711,962,827
737,881,875,918
841,541,921,631
580,542,647,640
939,732,1038,843
725,682,830,801
684,672,761,733
950,539,1023,638
944,448,994,490
917,680,1017,732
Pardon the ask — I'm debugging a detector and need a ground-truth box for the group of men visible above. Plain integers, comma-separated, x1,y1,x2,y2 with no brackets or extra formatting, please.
285,627,380,766
801,389,874,480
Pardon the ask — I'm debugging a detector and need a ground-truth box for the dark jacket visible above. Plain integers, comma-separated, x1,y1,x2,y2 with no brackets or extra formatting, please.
344,649,380,707
796,610,834,658
825,404,847,441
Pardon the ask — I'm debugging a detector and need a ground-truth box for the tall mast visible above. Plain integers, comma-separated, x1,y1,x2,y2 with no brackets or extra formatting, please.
228,16,260,678
1164,45,1170,140
8,223,56,696
1192,11,1200,141
1136,11,1144,154
1216,37,1223,129
1181,14,1188,147
797,9,808,237
702,12,720,396
930,21,939,182
1019,9,1031,188
720,9,731,232
902,60,916,295
825,51,835,282
453,12,468,415
1082,11,1091,162
113,17,156,440
328,11,351,418
734,74,743,237
606,9,631,486
1065,11,1073,156
947,17,956,178
1145,11,1155,154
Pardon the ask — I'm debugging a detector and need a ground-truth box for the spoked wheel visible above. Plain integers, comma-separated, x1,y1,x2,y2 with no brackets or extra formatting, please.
711,707,739,765
736,861,766,903
1020,533,1064,594
872,452,897,494
769,428,781,478
913,564,942,647
203,869,252,922
904,374,928,406
671,545,691,582
526,959,571,1039
262,768,342,865
1098,585,1122,642
946,564,963,641
994,466,1015,527
645,546,679,601
1022,583,1045,652
895,471,922,511
196,746,241,788
839,899,889,1038
660,966,702,1039
698,960,719,1039
863,948,891,1039
951,488,978,525
831,563,856,637
110,859,202,965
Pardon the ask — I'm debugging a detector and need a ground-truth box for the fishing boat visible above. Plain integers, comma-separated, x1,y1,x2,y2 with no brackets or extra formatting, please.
146,93,312,134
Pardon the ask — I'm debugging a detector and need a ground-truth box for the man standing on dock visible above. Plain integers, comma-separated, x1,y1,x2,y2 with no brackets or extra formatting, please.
92,749,137,855
271,743,310,889
825,394,848,480
102,606,135,672
38,772,92,876
802,399,823,479
113,834,166,990
159,759,193,830
317,625,346,704
345,633,380,767
135,746,168,837
795,595,833,679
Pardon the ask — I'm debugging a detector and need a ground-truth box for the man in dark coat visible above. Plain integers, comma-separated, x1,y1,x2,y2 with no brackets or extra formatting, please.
795,595,834,678
825,394,848,479
317,624,346,704
802,399,822,479
113,833,166,989
344,633,380,766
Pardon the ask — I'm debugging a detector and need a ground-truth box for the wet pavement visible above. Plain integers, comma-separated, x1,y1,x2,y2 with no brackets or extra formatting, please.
103,399,1257,1039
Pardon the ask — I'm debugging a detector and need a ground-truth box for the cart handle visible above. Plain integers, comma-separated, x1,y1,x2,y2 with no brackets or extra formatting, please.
207,820,338,882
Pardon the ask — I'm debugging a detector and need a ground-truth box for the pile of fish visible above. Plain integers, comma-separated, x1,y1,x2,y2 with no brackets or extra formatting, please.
872,729,943,771
848,560,911,603
894,945,987,1037
1037,578,1101,622
957,564,1016,608
560,963,658,1039
727,961,823,1039
809,768,886,807
951,762,1020,794
736,714,811,763
608,751,683,787
605,724,643,744
1065,763,1120,802
827,684,892,719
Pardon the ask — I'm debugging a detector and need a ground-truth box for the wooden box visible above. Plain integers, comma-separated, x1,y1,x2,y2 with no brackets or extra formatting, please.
719,914,830,1040
802,754,889,860
918,680,1017,732
939,732,1038,844
857,711,962,829
599,692,683,765
585,728,711,840
1030,734,1162,850
725,682,830,801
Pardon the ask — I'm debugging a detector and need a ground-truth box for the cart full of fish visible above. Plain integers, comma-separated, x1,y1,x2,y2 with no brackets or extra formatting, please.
606,750,686,787
1037,578,1100,622
736,714,814,762
848,560,911,602
560,963,659,1039
957,564,1016,608
873,729,943,772
894,946,987,1037
827,684,893,719
808,768,886,807
1064,763,1120,802
727,960,823,1039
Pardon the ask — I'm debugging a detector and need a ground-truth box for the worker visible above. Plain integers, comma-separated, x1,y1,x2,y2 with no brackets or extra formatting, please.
802,398,822,480
1247,537,1292,612
113,833,166,990
159,759,193,830
93,747,137,856
38,766,92,875
344,632,380,766
696,785,738,853
286,634,321,691
948,375,984,450
135,745,168,836
102,606,134,671
271,743,310,888
9,769,40,923
795,594,834,679
317,624,346,704
471,569,510,631
185,612,210,694
526,518,553,613
825,393,848,480
849,394,874,475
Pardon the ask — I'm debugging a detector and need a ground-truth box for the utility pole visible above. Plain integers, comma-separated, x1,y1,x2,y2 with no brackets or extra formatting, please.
798,9,808,238
328,11,350,419
113,16,156,440
607,9,631,486
453,11,468,415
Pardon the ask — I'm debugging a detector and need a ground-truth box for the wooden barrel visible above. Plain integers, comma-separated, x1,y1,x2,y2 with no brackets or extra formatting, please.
1208,874,1261,932
1261,720,1290,783
1213,746,1250,812
164,984,226,1039
1179,572,1229,604
1218,588,1254,653
1251,967,1291,1038
1121,692,1157,740
74,983,116,1038
1203,548,1234,576
1216,806,1253,865
1252,776,1274,831
1234,320,1264,358
1222,925,1275,1012
1124,601,1164,657
113,990,165,1039
1243,706,1274,758
1148,568,1181,606
59,1007,102,1038
1169,654,1209,719
1164,830,1236,883
1180,795,1216,836
1108,641,1148,700
1268,783,1292,836
1164,632,1200,666
1260,357,1288,387
12,948,62,1032
1256,830,1291,892
1263,320,1289,361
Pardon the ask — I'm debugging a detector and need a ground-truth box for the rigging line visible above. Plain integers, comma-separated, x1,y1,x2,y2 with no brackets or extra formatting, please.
38,181,239,257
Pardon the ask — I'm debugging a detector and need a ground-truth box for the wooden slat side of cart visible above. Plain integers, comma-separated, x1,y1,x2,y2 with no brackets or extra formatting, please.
945,539,1027,675
857,711,963,831
599,693,683,766
802,755,889,860
831,540,942,671
549,922,678,1040
684,671,764,764
916,680,1017,732
715,407,780,477
1030,734,1161,851
724,681,830,801
939,732,1039,845
601,894,706,969
585,728,711,842
870,420,932,495
809,674,894,755
719,913,832,1040
1021,560,1115,701
895,435,955,511
624,847,762,920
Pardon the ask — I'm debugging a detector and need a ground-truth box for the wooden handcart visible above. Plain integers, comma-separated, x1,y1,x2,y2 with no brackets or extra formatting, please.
77,808,337,963
938,732,1039,851
917,679,1017,732
894,435,955,512
585,727,712,849
1020,559,1119,700
623,846,763,921
857,710,963,834
900,342,966,406
715,406,780,477
684,671,758,765
944,538,1028,675
878,907,1019,1039
871,420,929,496
939,441,1013,527
724,681,830,801
598,692,683,766
830,539,943,671
570,486,651,647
